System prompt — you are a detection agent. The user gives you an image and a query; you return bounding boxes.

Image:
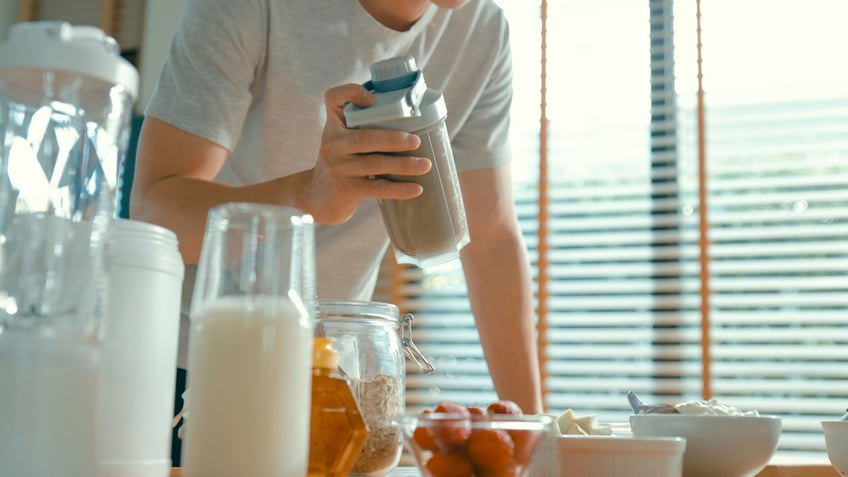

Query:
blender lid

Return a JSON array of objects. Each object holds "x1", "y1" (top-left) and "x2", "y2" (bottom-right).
[{"x1": 0, "y1": 21, "x2": 139, "y2": 100}]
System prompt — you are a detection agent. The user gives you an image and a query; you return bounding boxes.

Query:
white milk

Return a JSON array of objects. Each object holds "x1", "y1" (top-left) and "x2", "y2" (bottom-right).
[
  {"x1": 0, "y1": 333, "x2": 99, "y2": 477},
  {"x1": 182, "y1": 297, "x2": 313, "y2": 477}
]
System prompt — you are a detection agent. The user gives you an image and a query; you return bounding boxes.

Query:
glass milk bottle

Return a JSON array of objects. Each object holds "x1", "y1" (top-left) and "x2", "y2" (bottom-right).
[
  {"x1": 0, "y1": 22, "x2": 138, "y2": 477},
  {"x1": 182, "y1": 203, "x2": 316, "y2": 477}
]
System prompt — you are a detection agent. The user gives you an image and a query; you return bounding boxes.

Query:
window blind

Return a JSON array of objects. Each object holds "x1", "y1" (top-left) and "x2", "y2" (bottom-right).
[{"x1": 389, "y1": 0, "x2": 848, "y2": 462}]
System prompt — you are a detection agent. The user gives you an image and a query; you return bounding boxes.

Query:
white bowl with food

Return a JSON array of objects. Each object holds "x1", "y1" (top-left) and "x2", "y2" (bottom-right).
[
  {"x1": 529, "y1": 407, "x2": 685, "y2": 477},
  {"x1": 630, "y1": 413, "x2": 781, "y2": 477},
  {"x1": 822, "y1": 419, "x2": 848, "y2": 476},
  {"x1": 556, "y1": 434, "x2": 686, "y2": 477}
]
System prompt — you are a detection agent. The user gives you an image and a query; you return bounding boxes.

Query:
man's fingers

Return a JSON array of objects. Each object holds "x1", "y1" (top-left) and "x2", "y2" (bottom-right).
[
  {"x1": 362, "y1": 176, "x2": 424, "y2": 200},
  {"x1": 324, "y1": 83, "x2": 374, "y2": 119},
  {"x1": 328, "y1": 152, "x2": 431, "y2": 177},
  {"x1": 339, "y1": 129, "x2": 421, "y2": 154}
]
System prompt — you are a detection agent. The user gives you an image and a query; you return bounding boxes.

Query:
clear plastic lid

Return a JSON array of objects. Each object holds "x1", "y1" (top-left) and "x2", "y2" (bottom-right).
[{"x1": 0, "y1": 21, "x2": 139, "y2": 100}]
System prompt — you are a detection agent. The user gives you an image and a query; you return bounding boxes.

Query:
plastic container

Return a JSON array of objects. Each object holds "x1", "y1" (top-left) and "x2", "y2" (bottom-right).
[
  {"x1": 96, "y1": 219, "x2": 185, "y2": 477},
  {"x1": 315, "y1": 300, "x2": 433, "y2": 477},
  {"x1": 344, "y1": 55, "x2": 469, "y2": 270}
]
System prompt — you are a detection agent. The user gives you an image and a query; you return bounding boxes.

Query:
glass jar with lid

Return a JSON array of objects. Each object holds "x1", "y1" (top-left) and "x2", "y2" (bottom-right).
[{"x1": 315, "y1": 300, "x2": 433, "y2": 477}]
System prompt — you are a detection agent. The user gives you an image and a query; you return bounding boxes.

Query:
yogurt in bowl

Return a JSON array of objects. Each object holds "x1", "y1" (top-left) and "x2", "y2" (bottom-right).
[{"x1": 673, "y1": 399, "x2": 760, "y2": 417}]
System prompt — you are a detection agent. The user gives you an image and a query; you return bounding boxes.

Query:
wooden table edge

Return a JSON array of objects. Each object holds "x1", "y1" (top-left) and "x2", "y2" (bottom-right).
[
  {"x1": 170, "y1": 464, "x2": 839, "y2": 476},
  {"x1": 755, "y1": 464, "x2": 839, "y2": 477}
]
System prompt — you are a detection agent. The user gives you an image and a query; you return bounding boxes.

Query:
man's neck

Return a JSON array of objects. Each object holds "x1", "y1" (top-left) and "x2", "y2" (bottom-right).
[{"x1": 358, "y1": 0, "x2": 430, "y2": 32}]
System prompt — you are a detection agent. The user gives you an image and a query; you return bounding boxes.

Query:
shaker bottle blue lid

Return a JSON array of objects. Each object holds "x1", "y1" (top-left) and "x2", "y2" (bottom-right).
[
  {"x1": 370, "y1": 55, "x2": 419, "y2": 92},
  {"x1": 344, "y1": 55, "x2": 446, "y2": 131},
  {"x1": 0, "y1": 21, "x2": 139, "y2": 100}
]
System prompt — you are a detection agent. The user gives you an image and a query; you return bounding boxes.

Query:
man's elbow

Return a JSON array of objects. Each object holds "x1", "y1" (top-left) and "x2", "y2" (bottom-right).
[{"x1": 127, "y1": 178, "x2": 155, "y2": 222}]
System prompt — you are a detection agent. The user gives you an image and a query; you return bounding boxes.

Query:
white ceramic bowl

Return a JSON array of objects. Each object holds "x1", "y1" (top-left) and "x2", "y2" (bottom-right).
[
  {"x1": 552, "y1": 435, "x2": 686, "y2": 477},
  {"x1": 822, "y1": 420, "x2": 848, "y2": 476},
  {"x1": 630, "y1": 414, "x2": 781, "y2": 477}
]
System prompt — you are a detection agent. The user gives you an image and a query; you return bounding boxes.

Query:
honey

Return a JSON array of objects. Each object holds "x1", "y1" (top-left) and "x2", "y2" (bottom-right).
[{"x1": 308, "y1": 337, "x2": 368, "y2": 477}]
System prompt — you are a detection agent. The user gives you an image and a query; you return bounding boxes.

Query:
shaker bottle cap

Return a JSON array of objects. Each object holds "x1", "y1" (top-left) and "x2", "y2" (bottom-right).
[
  {"x1": 0, "y1": 21, "x2": 139, "y2": 100},
  {"x1": 344, "y1": 55, "x2": 446, "y2": 131},
  {"x1": 370, "y1": 55, "x2": 418, "y2": 92},
  {"x1": 371, "y1": 55, "x2": 417, "y2": 81},
  {"x1": 313, "y1": 337, "x2": 340, "y2": 370}
]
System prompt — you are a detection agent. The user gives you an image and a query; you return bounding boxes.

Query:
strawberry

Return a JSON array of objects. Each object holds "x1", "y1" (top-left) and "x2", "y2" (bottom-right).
[
  {"x1": 413, "y1": 409, "x2": 438, "y2": 451},
  {"x1": 486, "y1": 400, "x2": 524, "y2": 416},
  {"x1": 430, "y1": 401, "x2": 471, "y2": 451},
  {"x1": 467, "y1": 405, "x2": 488, "y2": 421},
  {"x1": 466, "y1": 428, "x2": 515, "y2": 470},
  {"x1": 508, "y1": 427, "x2": 542, "y2": 464},
  {"x1": 425, "y1": 450, "x2": 474, "y2": 477}
]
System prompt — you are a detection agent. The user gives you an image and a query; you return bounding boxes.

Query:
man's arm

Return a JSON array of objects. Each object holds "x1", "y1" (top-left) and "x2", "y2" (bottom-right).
[
  {"x1": 130, "y1": 85, "x2": 431, "y2": 264},
  {"x1": 130, "y1": 117, "x2": 251, "y2": 263},
  {"x1": 459, "y1": 164, "x2": 544, "y2": 414}
]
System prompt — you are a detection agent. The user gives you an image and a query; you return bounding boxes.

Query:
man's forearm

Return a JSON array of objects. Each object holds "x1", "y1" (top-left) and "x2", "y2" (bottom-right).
[
  {"x1": 131, "y1": 173, "x2": 308, "y2": 264},
  {"x1": 129, "y1": 116, "x2": 317, "y2": 264},
  {"x1": 462, "y1": 232, "x2": 544, "y2": 414},
  {"x1": 132, "y1": 176, "x2": 242, "y2": 264}
]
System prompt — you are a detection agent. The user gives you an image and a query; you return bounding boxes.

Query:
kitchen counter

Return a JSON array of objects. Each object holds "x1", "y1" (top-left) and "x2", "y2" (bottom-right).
[
  {"x1": 167, "y1": 468, "x2": 421, "y2": 476},
  {"x1": 168, "y1": 464, "x2": 839, "y2": 476}
]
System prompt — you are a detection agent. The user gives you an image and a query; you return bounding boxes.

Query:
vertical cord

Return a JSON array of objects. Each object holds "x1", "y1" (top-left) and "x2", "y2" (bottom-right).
[
  {"x1": 537, "y1": 0, "x2": 550, "y2": 411},
  {"x1": 695, "y1": 0, "x2": 713, "y2": 400}
]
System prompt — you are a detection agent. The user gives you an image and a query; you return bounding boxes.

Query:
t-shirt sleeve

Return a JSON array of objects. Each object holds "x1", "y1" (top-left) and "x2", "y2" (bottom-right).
[
  {"x1": 451, "y1": 13, "x2": 513, "y2": 172},
  {"x1": 144, "y1": 0, "x2": 265, "y2": 150}
]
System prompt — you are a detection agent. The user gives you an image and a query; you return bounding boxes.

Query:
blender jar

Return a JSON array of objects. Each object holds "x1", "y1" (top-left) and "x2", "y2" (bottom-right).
[{"x1": 0, "y1": 21, "x2": 138, "y2": 477}]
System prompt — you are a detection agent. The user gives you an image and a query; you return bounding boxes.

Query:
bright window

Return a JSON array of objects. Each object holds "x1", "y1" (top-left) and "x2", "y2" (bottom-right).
[{"x1": 376, "y1": 0, "x2": 848, "y2": 461}]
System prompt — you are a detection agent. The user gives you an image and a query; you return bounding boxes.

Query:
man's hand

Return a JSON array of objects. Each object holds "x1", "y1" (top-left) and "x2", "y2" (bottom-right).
[{"x1": 297, "y1": 83, "x2": 432, "y2": 224}]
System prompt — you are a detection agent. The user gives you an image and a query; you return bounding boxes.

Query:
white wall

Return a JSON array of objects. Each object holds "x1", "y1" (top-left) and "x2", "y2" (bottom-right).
[
  {"x1": 0, "y1": 0, "x2": 19, "y2": 41},
  {"x1": 137, "y1": 0, "x2": 186, "y2": 112}
]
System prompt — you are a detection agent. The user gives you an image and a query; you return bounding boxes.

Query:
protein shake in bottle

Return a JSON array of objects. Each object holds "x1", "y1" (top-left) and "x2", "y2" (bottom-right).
[{"x1": 344, "y1": 55, "x2": 469, "y2": 270}]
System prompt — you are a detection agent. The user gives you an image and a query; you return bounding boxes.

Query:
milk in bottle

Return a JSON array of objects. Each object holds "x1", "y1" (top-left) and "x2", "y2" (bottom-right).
[{"x1": 181, "y1": 203, "x2": 316, "y2": 477}]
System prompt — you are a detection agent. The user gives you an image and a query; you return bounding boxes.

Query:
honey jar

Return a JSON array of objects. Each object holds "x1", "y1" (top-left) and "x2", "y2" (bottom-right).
[{"x1": 315, "y1": 301, "x2": 433, "y2": 476}]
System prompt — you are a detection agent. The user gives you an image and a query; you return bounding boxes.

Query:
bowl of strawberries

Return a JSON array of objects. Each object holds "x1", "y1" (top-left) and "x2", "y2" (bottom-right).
[{"x1": 398, "y1": 400, "x2": 554, "y2": 477}]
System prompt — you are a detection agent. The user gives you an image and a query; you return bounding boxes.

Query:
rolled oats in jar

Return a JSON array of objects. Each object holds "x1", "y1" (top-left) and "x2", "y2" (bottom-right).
[{"x1": 315, "y1": 301, "x2": 433, "y2": 476}]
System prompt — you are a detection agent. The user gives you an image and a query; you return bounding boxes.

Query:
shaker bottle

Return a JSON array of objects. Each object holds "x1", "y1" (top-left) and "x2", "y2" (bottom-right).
[
  {"x1": 182, "y1": 203, "x2": 316, "y2": 477},
  {"x1": 344, "y1": 55, "x2": 470, "y2": 270},
  {"x1": 0, "y1": 21, "x2": 138, "y2": 477},
  {"x1": 97, "y1": 219, "x2": 185, "y2": 477}
]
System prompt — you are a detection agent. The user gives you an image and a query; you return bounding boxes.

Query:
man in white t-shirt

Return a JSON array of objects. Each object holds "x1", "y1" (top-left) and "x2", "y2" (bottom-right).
[{"x1": 132, "y1": 0, "x2": 543, "y2": 433}]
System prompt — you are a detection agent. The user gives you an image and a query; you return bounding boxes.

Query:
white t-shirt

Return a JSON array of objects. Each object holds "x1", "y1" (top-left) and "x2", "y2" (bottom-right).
[{"x1": 145, "y1": 0, "x2": 513, "y2": 367}]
